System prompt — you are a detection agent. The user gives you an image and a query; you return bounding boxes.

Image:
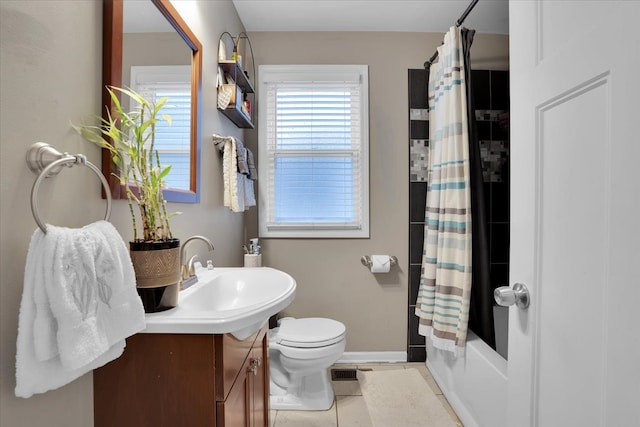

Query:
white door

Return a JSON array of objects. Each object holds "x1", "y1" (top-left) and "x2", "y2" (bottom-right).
[{"x1": 508, "y1": 1, "x2": 640, "y2": 426}]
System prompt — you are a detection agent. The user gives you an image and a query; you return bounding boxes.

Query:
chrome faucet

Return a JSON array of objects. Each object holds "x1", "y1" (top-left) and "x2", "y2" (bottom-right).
[{"x1": 180, "y1": 235, "x2": 215, "y2": 288}]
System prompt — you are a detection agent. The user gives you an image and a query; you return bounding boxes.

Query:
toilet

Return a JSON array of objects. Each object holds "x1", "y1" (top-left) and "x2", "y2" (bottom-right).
[{"x1": 269, "y1": 317, "x2": 346, "y2": 411}]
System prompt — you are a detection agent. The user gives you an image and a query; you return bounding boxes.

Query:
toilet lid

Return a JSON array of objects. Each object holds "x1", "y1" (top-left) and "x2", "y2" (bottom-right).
[{"x1": 275, "y1": 318, "x2": 346, "y2": 348}]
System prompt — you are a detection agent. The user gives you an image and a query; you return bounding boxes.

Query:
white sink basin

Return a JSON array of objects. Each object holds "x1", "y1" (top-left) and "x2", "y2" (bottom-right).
[{"x1": 143, "y1": 265, "x2": 296, "y2": 339}]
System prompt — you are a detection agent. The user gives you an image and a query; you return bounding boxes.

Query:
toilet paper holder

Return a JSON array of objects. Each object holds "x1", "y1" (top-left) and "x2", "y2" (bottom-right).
[{"x1": 360, "y1": 255, "x2": 398, "y2": 268}]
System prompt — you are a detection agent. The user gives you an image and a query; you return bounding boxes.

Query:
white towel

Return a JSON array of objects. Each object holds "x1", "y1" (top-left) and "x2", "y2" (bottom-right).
[
  {"x1": 213, "y1": 134, "x2": 256, "y2": 212},
  {"x1": 15, "y1": 221, "x2": 145, "y2": 398},
  {"x1": 224, "y1": 138, "x2": 242, "y2": 212}
]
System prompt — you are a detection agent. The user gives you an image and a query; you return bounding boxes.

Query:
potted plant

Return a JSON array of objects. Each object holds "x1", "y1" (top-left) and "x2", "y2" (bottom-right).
[{"x1": 73, "y1": 86, "x2": 180, "y2": 312}]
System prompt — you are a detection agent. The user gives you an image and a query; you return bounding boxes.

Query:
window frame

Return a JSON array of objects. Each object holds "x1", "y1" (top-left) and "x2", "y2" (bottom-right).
[
  {"x1": 130, "y1": 65, "x2": 192, "y2": 192},
  {"x1": 258, "y1": 64, "x2": 370, "y2": 238}
]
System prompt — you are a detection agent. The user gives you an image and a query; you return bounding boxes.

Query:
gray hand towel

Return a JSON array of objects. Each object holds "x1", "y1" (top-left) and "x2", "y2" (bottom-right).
[{"x1": 246, "y1": 148, "x2": 258, "y2": 180}]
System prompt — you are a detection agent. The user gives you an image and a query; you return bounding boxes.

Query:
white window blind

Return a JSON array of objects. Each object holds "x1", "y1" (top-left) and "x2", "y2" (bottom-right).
[
  {"x1": 130, "y1": 65, "x2": 191, "y2": 191},
  {"x1": 258, "y1": 65, "x2": 369, "y2": 238}
]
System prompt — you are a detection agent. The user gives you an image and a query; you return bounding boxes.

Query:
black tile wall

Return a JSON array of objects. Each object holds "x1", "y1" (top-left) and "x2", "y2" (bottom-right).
[
  {"x1": 410, "y1": 120, "x2": 429, "y2": 140},
  {"x1": 409, "y1": 69, "x2": 429, "y2": 109},
  {"x1": 491, "y1": 182, "x2": 510, "y2": 222},
  {"x1": 490, "y1": 223, "x2": 510, "y2": 264},
  {"x1": 409, "y1": 264, "x2": 422, "y2": 306},
  {"x1": 490, "y1": 263, "x2": 510, "y2": 289},
  {"x1": 407, "y1": 69, "x2": 430, "y2": 361},
  {"x1": 491, "y1": 71, "x2": 510, "y2": 110},
  {"x1": 409, "y1": 182, "x2": 427, "y2": 222},
  {"x1": 471, "y1": 70, "x2": 491, "y2": 109},
  {"x1": 407, "y1": 346, "x2": 426, "y2": 362},
  {"x1": 408, "y1": 311, "x2": 425, "y2": 346},
  {"x1": 483, "y1": 182, "x2": 492, "y2": 219},
  {"x1": 409, "y1": 225, "x2": 425, "y2": 265},
  {"x1": 408, "y1": 69, "x2": 510, "y2": 360},
  {"x1": 482, "y1": 70, "x2": 511, "y2": 302},
  {"x1": 476, "y1": 120, "x2": 491, "y2": 140},
  {"x1": 492, "y1": 120, "x2": 510, "y2": 141}
]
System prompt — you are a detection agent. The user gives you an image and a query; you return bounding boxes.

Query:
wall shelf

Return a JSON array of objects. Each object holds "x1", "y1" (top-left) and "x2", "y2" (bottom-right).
[
  {"x1": 218, "y1": 86, "x2": 254, "y2": 128},
  {"x1": 219, "y1": 60, "x2": 254, "y2": 93},
  {"x1": 217, "y1": 33, "x2": 255, "y2": 129}
]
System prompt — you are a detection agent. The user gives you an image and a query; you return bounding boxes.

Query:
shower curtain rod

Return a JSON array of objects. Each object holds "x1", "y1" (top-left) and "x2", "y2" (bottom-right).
[{"x1": 423, "y1": 0, "x2": 479, "y2": 68}]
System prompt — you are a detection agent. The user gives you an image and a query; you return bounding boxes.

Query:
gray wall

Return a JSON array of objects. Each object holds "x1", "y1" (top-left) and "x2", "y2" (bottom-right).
[
  {"x1": 0, "y1": 1, "x2": 246, "y2": 425},
  {"x1": 246, "y1": 32, "x2": 509, "y2": 353},
  {"x1": 122, "y1": 31, "x2": 191, "y2": 89}
]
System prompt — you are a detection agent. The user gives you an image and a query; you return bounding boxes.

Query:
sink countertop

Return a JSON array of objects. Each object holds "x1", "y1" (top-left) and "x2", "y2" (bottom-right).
[{"x1": 142, "y1": 266, "x2": 296, "y2": 339}]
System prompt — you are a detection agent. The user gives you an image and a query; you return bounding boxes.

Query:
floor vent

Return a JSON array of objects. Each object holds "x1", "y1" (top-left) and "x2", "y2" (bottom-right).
[{"x1": 331, "y1": 368, "x2": 358, "y2": 381}]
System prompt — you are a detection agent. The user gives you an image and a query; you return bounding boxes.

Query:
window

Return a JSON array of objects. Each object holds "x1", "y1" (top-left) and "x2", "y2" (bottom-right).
[
  {"x1": 130, "y1": 65, "x2": 191, "y2": 191},
  {"x1": 258, "y1": 65, "x2": 369, "y2": 238}
]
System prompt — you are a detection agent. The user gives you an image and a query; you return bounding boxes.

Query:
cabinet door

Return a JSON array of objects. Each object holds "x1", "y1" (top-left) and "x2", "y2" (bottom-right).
[
  {"x1": 250, "y1": 334, "x2": 269, "y2": 427},
  {"x1": 217, "y1": 354, "x2": 251, "y2": 427},
  {"x1": 215, "y1": 329, "x2": 261, "y2": 401},
  {"x1": 94, "y1": 334, "x2": 216, "y2": 427},
  {"x1": 217, "y1": 325, "x2": 269, "y2": 427}
]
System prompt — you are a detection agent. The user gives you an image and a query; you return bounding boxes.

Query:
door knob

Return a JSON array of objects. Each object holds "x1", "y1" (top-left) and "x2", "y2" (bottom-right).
[{"x1": 494, "y1": 282, "x2": 530, "y2": 309}]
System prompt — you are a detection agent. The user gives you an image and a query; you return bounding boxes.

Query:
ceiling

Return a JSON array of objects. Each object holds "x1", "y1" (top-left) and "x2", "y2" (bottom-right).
[{"x1": 231, "y1": 0, "x2": 509, "y2": 34}]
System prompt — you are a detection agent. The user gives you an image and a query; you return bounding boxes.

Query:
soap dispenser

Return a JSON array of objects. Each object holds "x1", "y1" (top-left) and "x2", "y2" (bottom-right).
[{"x1": 244, "y1": 238, "x2": 262, "y2": 267}]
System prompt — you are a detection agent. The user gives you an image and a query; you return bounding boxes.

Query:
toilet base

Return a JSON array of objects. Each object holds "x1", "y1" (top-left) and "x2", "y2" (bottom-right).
[{"x1": 270, "y1": 370, "x2": 335, "y2": 411}]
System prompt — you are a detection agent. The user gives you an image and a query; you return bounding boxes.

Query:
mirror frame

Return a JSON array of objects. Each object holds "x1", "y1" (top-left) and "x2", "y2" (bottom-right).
[{"x1": 102, "y1": 0, "x2": 202, "y2": 203}]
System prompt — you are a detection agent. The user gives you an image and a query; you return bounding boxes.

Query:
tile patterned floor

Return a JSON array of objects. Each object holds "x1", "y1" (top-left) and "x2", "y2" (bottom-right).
[{"x1": 270, "y1": 363, "x2": 463, "y2": 427}]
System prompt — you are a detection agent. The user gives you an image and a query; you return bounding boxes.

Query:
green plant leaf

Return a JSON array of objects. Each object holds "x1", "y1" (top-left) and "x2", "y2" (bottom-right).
[
  {"x1": 71, "y1": 123, "x2": 108, "y2": 148},
  {"x1": 159, "y1": 165, "x2": 172, "y2": 179},
  {"x1": 107, "y1": 86, "x2": 124, "y2": 117},
  {"x1": 74, "y1": 85, "x2": 175, "y2": 242}
]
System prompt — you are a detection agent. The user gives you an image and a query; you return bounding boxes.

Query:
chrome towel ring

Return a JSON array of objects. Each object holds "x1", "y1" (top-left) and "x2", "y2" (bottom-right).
[{"x1": 26, "y1": 142, "x2": 112, "y2": 233}]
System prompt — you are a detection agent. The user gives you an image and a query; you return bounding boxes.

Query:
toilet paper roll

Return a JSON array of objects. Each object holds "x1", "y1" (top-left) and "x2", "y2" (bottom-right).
[{"x1": 370, "y1": 255, "x2": 391, "y2": 273}]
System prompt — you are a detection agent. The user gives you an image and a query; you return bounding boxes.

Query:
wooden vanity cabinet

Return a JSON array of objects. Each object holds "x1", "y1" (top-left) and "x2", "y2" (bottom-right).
[
  {"x1": 215, "y1": 327, "x2": 269, "y2": 427},
  {"x1": 93, "y1": 325, "x2": 270, "y2": 427}
]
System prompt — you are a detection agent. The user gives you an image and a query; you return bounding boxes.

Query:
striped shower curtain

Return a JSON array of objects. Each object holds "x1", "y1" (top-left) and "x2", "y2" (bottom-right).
[{"x1": 415, "y1": 26, "x2": 472, "y2": 356}]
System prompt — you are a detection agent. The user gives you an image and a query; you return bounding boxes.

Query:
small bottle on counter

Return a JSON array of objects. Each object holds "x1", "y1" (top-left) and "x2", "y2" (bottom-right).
[{"x1": 244, "y1": 238, "x2": 262, "y2": 267}]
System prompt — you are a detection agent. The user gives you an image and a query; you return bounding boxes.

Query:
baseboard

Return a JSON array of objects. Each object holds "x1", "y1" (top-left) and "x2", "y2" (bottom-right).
[{"x1": 336, "y1": 351, "x2": 407, "y2": 364}]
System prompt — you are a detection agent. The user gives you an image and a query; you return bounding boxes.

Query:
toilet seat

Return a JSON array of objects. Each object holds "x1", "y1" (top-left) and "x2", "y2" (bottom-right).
[{"x1": 274, "y1": 318, "x2": 346, "y2": 348}]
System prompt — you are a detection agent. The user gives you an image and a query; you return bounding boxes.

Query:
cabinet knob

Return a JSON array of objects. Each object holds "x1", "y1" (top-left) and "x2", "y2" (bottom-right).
[{"x1": 249, "y1": 358, "x2": 261, "y2": 376}]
